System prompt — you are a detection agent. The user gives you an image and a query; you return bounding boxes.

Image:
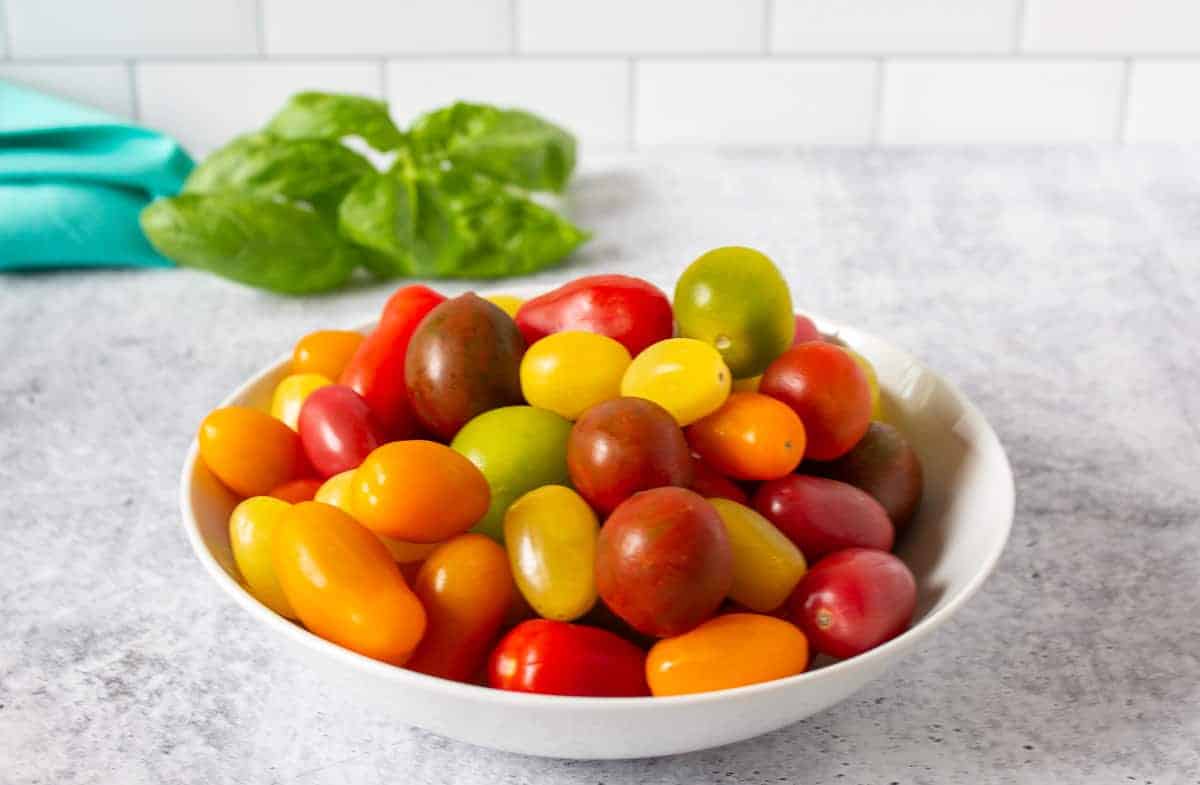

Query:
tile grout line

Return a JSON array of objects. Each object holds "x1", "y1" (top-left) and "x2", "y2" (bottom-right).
[
  {"x1": 377, "y1": 57, "x2": 389, "y2": 100},
  {"x1": 254, "y1": 0, "x2": 267, "y2": 58},
  {"x1": 1115, "y1": 57, "x2": 1133, "y2": 143},
  {"x1": 1011, "y1": 0, "x2": 1028, "y2": 53},
  {"x1": 510, "y1": 0, "x2": 520, "y2": 54},
  {"x1": 127, "y1": 60, "x2": 141, "y2": 122},
  {"x1": 761, "y1": 0, "x2": 773, "y2": 55},
  {"x1": 626, "y1": 58, "x2": 637, "y2": 152},
  {"x1": 0, "y1": 0, "x2": 12, "y2": 59},
  {"x1": 871, "y1": 58, "x2": 887, "y2": 144}
]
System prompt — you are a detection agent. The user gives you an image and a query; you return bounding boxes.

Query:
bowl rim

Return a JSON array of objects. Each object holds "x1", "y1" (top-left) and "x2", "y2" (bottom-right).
[{"x1": 179, "y1": 307, "x2": 1014, "y2": 711}]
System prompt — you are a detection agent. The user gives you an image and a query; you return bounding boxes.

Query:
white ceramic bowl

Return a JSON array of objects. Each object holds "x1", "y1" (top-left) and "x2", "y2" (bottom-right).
[{"x1": 180, "y1": 290, "x2": 1014, "y2": 759}]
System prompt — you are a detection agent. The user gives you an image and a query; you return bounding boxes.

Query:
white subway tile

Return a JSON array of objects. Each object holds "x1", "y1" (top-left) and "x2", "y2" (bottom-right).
[
  {"x1": 386, "y1": 60, "x2": 629, "y2": 150},
  {"x1": 1125, "y1": 61, "x2": 1200, "y2": 142},
  {"x1": 0, "y1": 64, "x2": 133, "y2": 119},
  {"x1": 1024, "y1": 0, "x2": 1200, "y2": 53},
  {"x1": 772, "y1": 0, "x2": 1017, "y2": 53},
  {"x1": 263, "y1": 0, "x2": 510, "y2": 55},
  {"x1": 519, "y1": 0, "x2": 764, "y2": 54},
  {"x1": 6, "y1": 0, "x2": 257, "y2": 57},
  {"x1": 881, "y1": 60, "x2": 1124, "y2": 143},
  {"x1": 137, "y1": 62, "x2": 382, "y2": 156},
  {"x1": 636, "y1": 60, "x2": 875, "y2": 145}
]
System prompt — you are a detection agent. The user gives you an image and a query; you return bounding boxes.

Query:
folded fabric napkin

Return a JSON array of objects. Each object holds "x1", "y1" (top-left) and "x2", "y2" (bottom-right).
[{"x1": 0, "y1": 81, "x2": 194, "y2": 270}]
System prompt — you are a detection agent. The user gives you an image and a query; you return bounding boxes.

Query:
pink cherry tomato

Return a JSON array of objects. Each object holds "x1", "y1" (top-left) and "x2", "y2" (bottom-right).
[{"x1": 297, "y1": 385, "x2": 386, "y2": 478}]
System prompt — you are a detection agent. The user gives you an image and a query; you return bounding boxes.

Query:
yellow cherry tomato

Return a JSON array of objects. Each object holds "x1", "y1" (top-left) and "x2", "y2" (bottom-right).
[
  {"x1": 292, "y1": 329, "x2": 364, "y2": 379},
  {"x1": 520, "y1": 332, "x2": 632, "y2": 420},
  {"x1": 845, "y1": 348, "x2": 883, "y2": 420},
  {"x1": 646, "y1": 613, "x2": 809, "y2": 696},
  {"x1": 273, "y1": 501, "x2": 426, "y2": 665},
  {"x1": 228, "y1": 496, "x2": 297, "y2": 619},
  {"x1": 708, "y1": 498, "x2": 806, "y2": 612},
  {"x1": 316, "y1": 470, "x2": 441, "y2": 563},
  {"x1": 270, "y1": 372, "x2": 333, "y2": 430},
  {"x1": 504, "y1": 485, "x2": 599, "y2": 621},
  {"x1": 484, "y1": 294, "x2": 524, "y2": 318},
  {"x1": 407, "y1": 533, "x2": 514, "y2": 682},
  {"x1": 732, "y1": 375, "x2": 761, "y2": 393},
  {"x1": 199, "y1": 406, "x2": 306, "y2": 497},
  {"x1": 620, "y1": 338, "x2": 732, "y2": 426}
]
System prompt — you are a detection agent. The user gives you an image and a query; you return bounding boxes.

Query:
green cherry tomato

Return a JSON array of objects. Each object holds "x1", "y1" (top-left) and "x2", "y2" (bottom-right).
[
  {"x1": 504, "y1": 485, "x2": 599, "y2": 621},
  {"x1": 674, "y1": 246, "x2": 795, "y2": 378},
  {"x1": 708, "y1": 498, "x2": 807, "y2": 613},
  {"x1": 621, "y1": 338, "x2": 732, "y2": 426},
  {"x1": 520, "y1": 331, "x2": 632, "y2": 420},
  {"x1": 450, "y1": 406, "x2": 573, "y2": 541}
]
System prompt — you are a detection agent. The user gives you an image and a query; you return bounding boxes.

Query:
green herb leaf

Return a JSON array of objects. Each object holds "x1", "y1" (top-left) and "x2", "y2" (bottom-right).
[
  {"x1": 409, "y1": 102, "x2": 577, "y2": 193},
  {"x1": 265, "y1": 92, "x2": 404, "y2": 151},
  {"x1": 141, "y1": 194, "x2": 360, "y2": 294},
  {"x1": 183, "y1": 133, "x2": 373, "y2": 216}
]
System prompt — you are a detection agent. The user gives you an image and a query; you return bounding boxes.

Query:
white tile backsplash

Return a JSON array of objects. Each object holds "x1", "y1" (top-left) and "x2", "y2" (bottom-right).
[
  {"x1": 263, "y1": 0, "x2": 511, "y2": 55},
  {"x1": 519, "y1": 0, "x2": 764, "y2": 54},
  {"x1": 137, "y1": 62, "x2": 382, "y2": 156},
  {"x1": 1125, "y1": 61, "x2": 1200, "y2": 142},
  {"x1": 636, "y1": 60, "x2": 876, "y2": 145},
  {"x1": 5, "y1": 0, "x2": 257, "y2": 57},
  {"x1": 1023, "y1": 0, "x2": 1200, "y2": 53},
  {"x1": 772, "y1": 0, "x2": 1018, "y2": 53},
  {"x1": 882, "y1": 60, "x2": 1124, "y2": 143},
  {"x1": 0, "y1": 64, "x2": 133, "y2": 118},
  {"x1": 387, "y1": 60, "x2": 629, "y2": 150}
]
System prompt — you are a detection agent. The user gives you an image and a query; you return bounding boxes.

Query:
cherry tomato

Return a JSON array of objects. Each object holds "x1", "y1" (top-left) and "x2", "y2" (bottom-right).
[
  {"x1": 689, "y1": 455, "x2": 749, "y2": 505},
  {"x1": 340, "y1": 284, "x2": 445, "y2": 437},
  {"x1": 504, "y1": 486, "x2": 599, "y2": 621},
  {"x1": 646, "y1": 614, "x2": 808, "y2": 696},
  {"x1": 687, "y1": 392, "x2": 806, "y2": 481},
  {"x1": 199, "y1": 406, "x2": 306, "y2": 497},
  {"x1": 760, "y1": 342, "x2": 871, "y2": 461},
  {"x1": 515, "y1": 275, "x2": 673, "y2": 357},
  {"x1": 621, "y1": 338, "x2": 732, "y2": 426},
  {"x1": 228, "y1": 496, "x2": 297, "y2": 618},
  {"x1": 567, "y1": 397, "x2": 693, "y2": 515},
  {"x1": 673, "y1": 246, "x2": 795, "y2": 378},
  {"x1": 792, "y1": 313, "x2": 821, "y2": 345},
  {"x1": 811, "y1": 422, "x2": 923, "y2": 532},
  {"x1": 267, "y1": 478, "x2": 322, "y2": 504},
  {"x1": 842, "y1": 347, "x2": 883, "y2": 421},
  {"x1": 297, "y1": 384, "x2": 385, "y2": 479},
  {"x1": 270, "y1": 372, "x2": 332, "y2": 430},
  {"x1": 407, "y1": 534, "x2": 514, "y2": 682},
  {"x1": 272, "y1": 502, "x2": 426, "y2": 665},
  {"x1": 292, "y1": 329, "x2": 364, "y2": 380},
  {"x1": 596, "y1": 487, "x2": 732, "y2": 638},
  {"x1": 315, "y1": 470, "x2": 440, "y2": 562},
  {"x1": 351, "y1": 441, "x2": 490, "y2": 542},
  {"x1": 753, "y1": 474, "x2": 894, "y2": 561},
  {"x1": 488, "y1": 619, "x2": 649, "y2": 697},
  {"x1": 484, "y1": 294, "x2": 524, "y2": 318},
  {"x1": 708, "y1": 498, "x2": 806, "y2": 613},
  {"x1": 788, "y1": 548, "x2": 916, "y2": 659},
  {"x1": 520, "y1": 331, "x2": 632, "y2": 420}
]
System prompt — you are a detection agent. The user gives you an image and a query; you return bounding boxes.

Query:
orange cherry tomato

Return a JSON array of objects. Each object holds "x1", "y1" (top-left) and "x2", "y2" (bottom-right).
[
  {"x1": 646, "y1": 613, "x2": 809, "y2": 696},
  {"x1": 268, "y1": 478, "x2": 322, "y2": 504},
  {"x1": 316, "y1": 470, "x2": 441, "y2": 563},
  {"x1": 292, "y1": 330, "x2": 365, "y2": 380},
  {"x1": 272, "y1": 501, "x2": 426, "y2": 665},
  {"x1": 351, "y1": 441, "x2": 490, "y2": 543},
  {"x1": 686, "y1": 392, "x2": 806, "y2": 481},
  {"x1": 198, "y1": 406, "x2": 306, "y2": 497},
  {"x1": 406, "y1": 534, "x2": 514, "y2": 682}
]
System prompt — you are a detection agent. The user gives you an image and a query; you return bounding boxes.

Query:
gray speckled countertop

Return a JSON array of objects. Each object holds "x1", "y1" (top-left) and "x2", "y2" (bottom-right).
[{"x1": 2, "y1": 149, "x2": 1199, "y2": 784}]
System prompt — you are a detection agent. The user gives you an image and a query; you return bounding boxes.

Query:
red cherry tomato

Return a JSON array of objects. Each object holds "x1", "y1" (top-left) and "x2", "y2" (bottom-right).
[
  {"x1": 297, "y1": 385, "x2": 386, "y2": 479},
  {"x1": 788, "y1": 548, "x2": 916, "y2": 659},
  {"x1": 689, "y1": 455, "x2": 749, "y2": 505},
  {"x1": 339, "y1": 285, "x2": 445, "y2": 437},
  {"x1": 753, "y1": 474, "x2": 893, "y2": 561},
  {"x1": 515, "y1": 275, "x2": 673, "y2": 357},
  {"x1": 792, "y1": 313, "x2": 821, "y2": 345},
  {"x1": 760, "y1": 342, "x2": 871, "y2": 461},
  {"x1": 488, "y1": 619, "x2": 649, "y2": 697}
]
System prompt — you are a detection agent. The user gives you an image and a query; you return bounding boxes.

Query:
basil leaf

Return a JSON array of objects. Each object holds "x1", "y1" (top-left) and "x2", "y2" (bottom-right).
[
  {"x1": 265, "y1": 92, "x2": 404, "y2": 152},
  {"x1": 141, "y1": 194, "x2": 359, "y2": 294},
  {"x1": 183, "y1": 133, "x2": 373, "y2": 216},
  {"x1": 409, "y1": 102, "x2": 576, "y2": 193}
]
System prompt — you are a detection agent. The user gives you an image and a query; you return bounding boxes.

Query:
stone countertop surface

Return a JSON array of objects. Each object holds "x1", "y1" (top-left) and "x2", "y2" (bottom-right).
[{"x1": 1, "y1": 148, "x2": 1198, "y2": 784}]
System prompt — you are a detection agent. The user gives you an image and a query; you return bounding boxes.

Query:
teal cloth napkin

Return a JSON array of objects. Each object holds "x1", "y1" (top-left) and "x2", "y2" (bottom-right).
[{"x1": 0, "y1": 81, "x2": 194, "y2": 270}]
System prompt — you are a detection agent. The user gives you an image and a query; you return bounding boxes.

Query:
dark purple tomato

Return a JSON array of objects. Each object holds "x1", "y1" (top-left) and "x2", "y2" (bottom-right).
[
  {"x1": 567, "y1": 397, "x2": 693, "y2": 515},
  {"x1": 753, "y1": 474, "x2": 893, "y2": 561},
  {"x1": 788, "y1": 548, "x2": 916, "y2": 659},
  {"x1": 808, "y1": 422, "x2": 923, "y2": 532},
  {"x1": 297, "y1": 385, "x2": 385, "y2": 478},
  {"x1": 595, "y1": 487, "x2": 732, "y2": 638}
]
